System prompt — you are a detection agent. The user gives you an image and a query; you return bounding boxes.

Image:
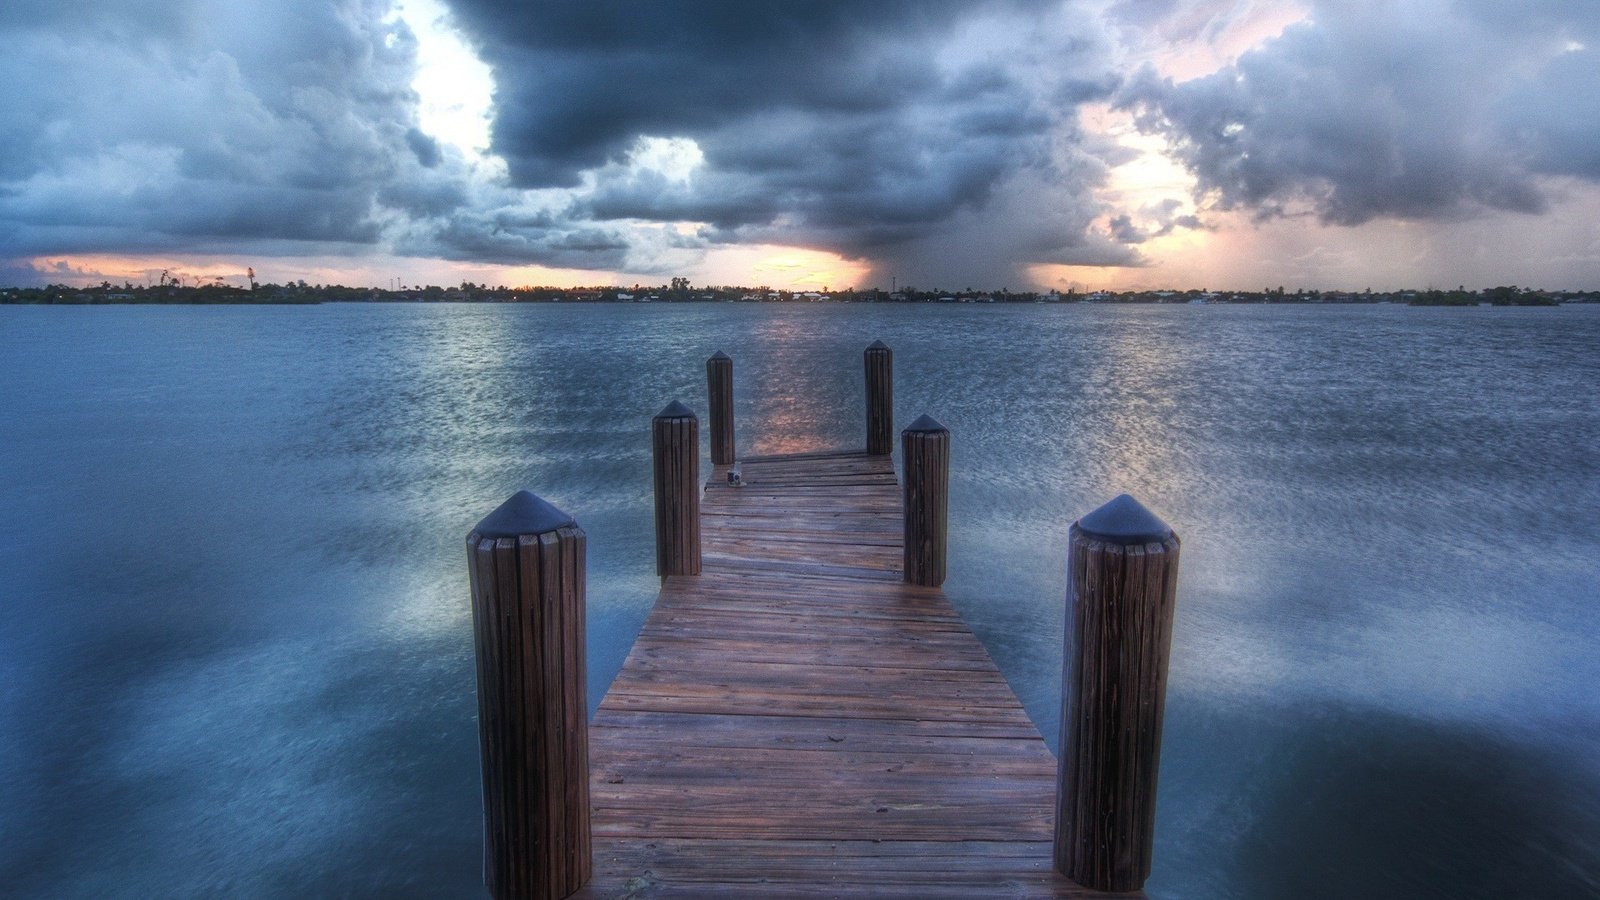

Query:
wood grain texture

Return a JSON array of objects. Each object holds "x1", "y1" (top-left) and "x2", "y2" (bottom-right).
[
  {"x1": 901, "y1": 424, "x2": 950, "y2": 587},
  {"x1": 706, "y1": 354, "x2": 735, "y2": 466},
  {"x1": 1054, "y1": 526, "x2": 1180, "y2": 893},
  {"x1": 583, "y1": 449, "x2": 1129, "y2": 897},
  {"x1": 468, "y1": 525, "x2": 592, "y2": 900},
  {"x1": 865, "y1": 344, "x2": 893, "y2": 456},
  {"x1": 652, "y1": 408, "x2": 701, "y2": 577}
]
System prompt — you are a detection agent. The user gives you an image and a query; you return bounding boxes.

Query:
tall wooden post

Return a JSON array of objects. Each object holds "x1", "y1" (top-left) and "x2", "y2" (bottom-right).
[
  {"x1": 466, "y1": 490, "x2": 592, "y2": 900},
  {"x1": 1054, "y1": 494, "x2": 1180, "y2": 893},
  {"x1": 901, "y1": 414, "x2": 949, "y2": 587},
  {"x1": 706, "y1": 351, "x2": 735, "y2": 466},
  {"x1": 865, "y1": 340, "x2": 893, "y2": 456},
  {"x1": 652, "y1": 400, "x2": 701, "y2": 576}
]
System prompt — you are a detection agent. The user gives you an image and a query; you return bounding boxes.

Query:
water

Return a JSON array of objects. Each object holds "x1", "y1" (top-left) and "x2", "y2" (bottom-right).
[{"x1": 2, "y1": 302, "x2": 1597, "y2": 898}]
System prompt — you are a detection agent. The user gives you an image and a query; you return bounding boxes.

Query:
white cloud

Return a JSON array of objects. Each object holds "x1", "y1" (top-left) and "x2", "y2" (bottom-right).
[{"x1": 392, "y1": 0, "x2": 494, "y2": 156}]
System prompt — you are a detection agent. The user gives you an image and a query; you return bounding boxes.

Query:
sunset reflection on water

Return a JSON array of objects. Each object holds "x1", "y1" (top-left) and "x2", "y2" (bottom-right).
[
  {"x1": 740, "y1": 311, "x2": 859, "y2": 456},
  {"x1": 1076, "y1": 315, "x2": 1186, "y2": 502}
]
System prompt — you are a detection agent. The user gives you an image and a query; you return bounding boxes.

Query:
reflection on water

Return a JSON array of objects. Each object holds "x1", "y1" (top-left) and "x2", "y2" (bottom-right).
[
  {"x1": 1075, "y1": 313, "x2": 1187, "y2": 499},
  {"x1": 741, "y1": 312, "x2": 858, "y2": 455},
  {"x1": 2, "y1": 302, "x2": 1597, "y2": 898}
]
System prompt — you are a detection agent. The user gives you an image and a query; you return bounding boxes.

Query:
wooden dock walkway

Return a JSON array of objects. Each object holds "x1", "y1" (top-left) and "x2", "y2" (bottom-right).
[{"x1": 575, "y1": 449, "x2": 1107, "y2": 897}]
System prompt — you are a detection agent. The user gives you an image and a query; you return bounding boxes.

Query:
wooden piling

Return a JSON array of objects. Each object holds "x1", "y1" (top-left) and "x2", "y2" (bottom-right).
[
  {"x1": 1054, "y1": 494, "x2": 1180, "y2": 893},
  {"x1": 865, "y1": 340, "x2": 893, "y2": 456},
  {"x1": 466, "y1": 490, "x2": 592, "y2": 900},
  {"x1": 706, "y1": 351, "x2": 734, "y2": 466},
  {"x1": 901, "y1": 414, "x2": 949, "y2": 586},
  {"x1": 652, "y1": 400, "x2": 701, "y2": 576}
]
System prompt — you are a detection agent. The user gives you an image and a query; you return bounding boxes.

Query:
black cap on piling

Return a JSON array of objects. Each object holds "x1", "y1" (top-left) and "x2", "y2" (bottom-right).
[
  {"x1": 903, "y1": 413, "x2": 947, "y2": 434},
  {"x1": 866, "y1": 340, "x2": 890, "y2": 351},
  {"x1": 474, "y1": 490, "x2": 576, "y2": 538},
  {"x1": 656, "y1": 399, "x2": 696, "y2": 420},
  {"x1": 708, "y1": 350, "x2": 730, "y2": 360},
  {"x1": 1075, "y1": 494, "x2": 1173, "y2": 544}
]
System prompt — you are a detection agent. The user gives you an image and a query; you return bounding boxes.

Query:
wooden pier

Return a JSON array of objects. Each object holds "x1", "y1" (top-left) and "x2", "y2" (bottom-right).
[
  {"x1": 573, "y1": 448, "x2": 1104, "y2": 897},
  {"x1": 467, "y1": 345, "x2": 1177, "y2": 898}
]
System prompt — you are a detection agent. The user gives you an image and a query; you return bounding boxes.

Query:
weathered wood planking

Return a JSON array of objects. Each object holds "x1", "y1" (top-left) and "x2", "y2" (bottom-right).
[
  {"x1": 651, "y1": 403, "x2": 701, "y2": 577},
  {"x1": 864, "y1": 343, "x2": 894, "y2": 456},
  {"x1": 901, "y1": 416, "x2": 950, "y2": 587},
  {"x1": 1057, "y1": 503, "x2": 1180, "y2": 893},
  {"x1": 706, "y1": 352, "x2": 735, "y2": 466},
  {"x1": 468, "y1": 497, "x2": 591, "y2": 900},
  {"x1": 578, "y1": 450, "x2": 1125, "y2": 897}
]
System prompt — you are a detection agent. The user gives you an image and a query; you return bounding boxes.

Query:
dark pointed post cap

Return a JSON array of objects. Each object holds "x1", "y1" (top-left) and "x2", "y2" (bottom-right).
[
  {"x1": 708, "y1": 350, "x2": 730, "y2": 361},
  {"x1": 1075, "y1": 494, "x2": 1173, "y2": 544},
  {"x1": 903, "y1": 413, "x2": 947, "y2": 434},
  {"x1": 866, "y1": 340, "x2": 890, "y2": 351},
  {"x1": 655, "y1": 399, "x2": 696, "y2": 420},
  {"x1": 474, "y1": 490, "x2": 577, "y2": 538}
]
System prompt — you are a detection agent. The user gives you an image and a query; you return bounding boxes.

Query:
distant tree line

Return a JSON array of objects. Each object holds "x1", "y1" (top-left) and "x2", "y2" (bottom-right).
[{"x1": 0, "y1": 280, "x2": 1589, "y2": 306}]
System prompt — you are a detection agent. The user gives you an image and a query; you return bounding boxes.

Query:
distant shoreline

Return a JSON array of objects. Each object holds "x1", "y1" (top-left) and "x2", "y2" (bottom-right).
[{"x1": 1, "y1": 285, "x2": 1589, "y2": 307}]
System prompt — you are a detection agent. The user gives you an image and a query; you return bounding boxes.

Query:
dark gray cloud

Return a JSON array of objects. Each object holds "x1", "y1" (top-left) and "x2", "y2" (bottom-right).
[
  {"x1": 1107, "y1": 198, "x2": 1206, "y2": 244},
  {"x1": 574, "y1": 81, "x2": 1049, "y2": 243},
  {"x1": 0, "y1": 0, "x2": 650, "y2": 278},
  {"x1": 1121, "y1": 1, "x2": 1600, "y2": 225},
  {"x1": 0, "y1": 0, "x2": 434, "y2": 257},
  {"x1": 6, "y1": 0, "x2": 1599, "y2": 288},
  {"x1": 392, "y1": 206, "x2": 636, "y2": 270},
  {"x1": 1, "y1": 0, "x2": 1150, "y2": 284},
  {"x1": 443, "y1": 0, "x2": 1136, "y2": 282},
  {"x1": 448, "y1": 1, "x2": 1055, "y2": 185}
]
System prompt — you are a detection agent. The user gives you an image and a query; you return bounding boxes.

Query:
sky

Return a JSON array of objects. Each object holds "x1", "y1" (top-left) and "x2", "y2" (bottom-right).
[{"x1": 2, "y1": 0, "x2": 1597, "y2": 292}]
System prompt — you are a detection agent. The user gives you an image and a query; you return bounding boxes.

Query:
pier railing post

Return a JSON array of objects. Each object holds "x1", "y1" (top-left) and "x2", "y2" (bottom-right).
[
  {"x1": 1054, "y1": 494, "x2": 1180, "y2": 893},
  {"x1": 706, "y1": 351, "x2": 735, "y2": 466},
  {"x1": 652, "y1": 400, "x2": 701, "y2": 576},
  {"x1": 865, "y1": 340, "x2": 893, "y2": 455},
  {"x1": 466, "y1": 490, "x2": 592, "y2": 900},
  {"x1": 901, "y1": 414, "x2": 949, "y2": 586}
]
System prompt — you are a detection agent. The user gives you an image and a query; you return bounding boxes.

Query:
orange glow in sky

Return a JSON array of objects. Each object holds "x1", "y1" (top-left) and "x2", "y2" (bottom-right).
[
  {"x1": 702, "y1": 245, "x2": 871, "y2": 290},
  {"x1": 23, "y1": 254, "x2": 256, "y2": 287},
  {"x1": 25, "y1": 243, "x2": 872, "y2": 292}
]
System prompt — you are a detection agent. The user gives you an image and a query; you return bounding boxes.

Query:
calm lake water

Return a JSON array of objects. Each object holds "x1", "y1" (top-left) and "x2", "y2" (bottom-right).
[{"x1": 2, "y1": 302, "x2": 1597, "y2": 898}]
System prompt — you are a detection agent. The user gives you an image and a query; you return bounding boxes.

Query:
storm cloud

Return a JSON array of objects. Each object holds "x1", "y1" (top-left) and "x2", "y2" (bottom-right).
[
  {"x1": 0, "y1": 0, "x2": 446, "y2": 256},
  {"x1": 5, "y1": 1, "x2": 1596, "y2": 288},
  {"x1": 441, "y1": 0, "x2": 1138, "y2": 283},
  {"x1": 1121, "y1": 1, "x2": 1600, "y2": 225},
  {"x1": 0, "y1": 0, "x2": 1152, "y2": 284}
]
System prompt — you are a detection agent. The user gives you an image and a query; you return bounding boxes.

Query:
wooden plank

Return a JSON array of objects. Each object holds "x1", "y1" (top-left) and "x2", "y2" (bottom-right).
[
  {"x1": 572, "y1": 837, "x2": 1106, "y2": 898},
  {"x1": 586, "y1": 448, "x2": 1128, "y2": 897}
]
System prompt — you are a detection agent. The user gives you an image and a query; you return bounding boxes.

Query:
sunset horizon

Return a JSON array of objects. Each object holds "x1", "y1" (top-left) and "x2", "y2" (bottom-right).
[{"x1": 5, "y1": 1, "x2": 1597, "y2": 294}]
